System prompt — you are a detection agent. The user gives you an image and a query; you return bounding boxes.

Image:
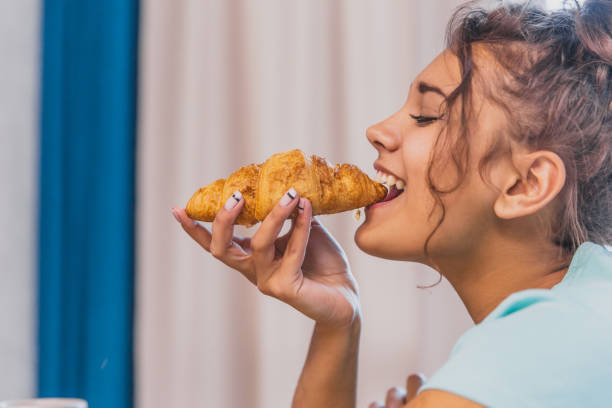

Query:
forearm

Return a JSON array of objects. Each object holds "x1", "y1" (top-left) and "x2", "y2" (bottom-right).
[{"x1": 291, "y1": 316, "x2": 361, "y2": 408}]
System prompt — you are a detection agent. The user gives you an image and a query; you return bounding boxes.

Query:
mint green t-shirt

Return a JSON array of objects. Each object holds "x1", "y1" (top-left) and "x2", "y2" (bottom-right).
[{"x1": 419, "y1": 242, "x2": 612, "y2": 407}]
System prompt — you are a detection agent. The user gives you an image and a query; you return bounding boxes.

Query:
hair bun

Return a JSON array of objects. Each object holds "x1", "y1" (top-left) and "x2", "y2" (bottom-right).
[{"x1": 575, "y1": 0, "x2": 612, "y2": 66}]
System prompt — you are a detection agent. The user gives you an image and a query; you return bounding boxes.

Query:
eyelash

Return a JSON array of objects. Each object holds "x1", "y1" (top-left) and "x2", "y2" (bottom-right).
[{"x1": 409, "y1": 114, "x2": 441, "y2": 125}]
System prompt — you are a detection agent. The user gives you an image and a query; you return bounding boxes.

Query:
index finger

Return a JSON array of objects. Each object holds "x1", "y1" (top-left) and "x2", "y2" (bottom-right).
[
  {"x1": 173, "y1": 206, "x2": 248, "y2": 256},
  {"x1": 210, "y1": 190, "x2": 246, "y2": 259},
  {"x1": 281, "y1": 198, "x2": 312, "y2": 272},
  {"x1": 173, "y1": 206, "x2": 213, "y2": 251}
]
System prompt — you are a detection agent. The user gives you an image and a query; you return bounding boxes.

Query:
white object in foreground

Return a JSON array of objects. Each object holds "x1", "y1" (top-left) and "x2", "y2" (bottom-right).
[{"x1": 0, "y1": 399, "x2": 87, "y2": 408}]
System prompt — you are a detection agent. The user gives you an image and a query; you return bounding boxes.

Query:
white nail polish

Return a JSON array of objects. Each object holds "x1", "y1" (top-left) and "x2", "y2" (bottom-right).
[
  {"x1": 280, "y1": 187, "x2": 297, "y2": 206},
  {"x1": 224, "y1": 190, "x2": 242, "y2": 210}
]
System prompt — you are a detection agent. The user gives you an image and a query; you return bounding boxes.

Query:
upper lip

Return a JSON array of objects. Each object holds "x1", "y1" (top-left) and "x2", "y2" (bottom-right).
[{"x1": 373, "y1": 162, "x2": 404, "y2": 182}]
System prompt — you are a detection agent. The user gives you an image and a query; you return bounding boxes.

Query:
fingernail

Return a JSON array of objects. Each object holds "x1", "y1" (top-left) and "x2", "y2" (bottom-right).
[
  {"x1": 279, "y1": 187, "x2": 297, "y2": 206},
  {"x1": 224, "y1": 190, "x2": 242, "y2": 210},
  {"x1": 171, "y1": 207, "x2": 181, "y2": 222},
  {"x1": 297, "y1": 198, "x2": 305, "y2": 213}
]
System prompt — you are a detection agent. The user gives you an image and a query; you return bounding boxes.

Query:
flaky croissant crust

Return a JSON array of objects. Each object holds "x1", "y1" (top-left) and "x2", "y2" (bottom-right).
[{"x1": 185, "y1": 149, "x2": 387, "y2": 226}]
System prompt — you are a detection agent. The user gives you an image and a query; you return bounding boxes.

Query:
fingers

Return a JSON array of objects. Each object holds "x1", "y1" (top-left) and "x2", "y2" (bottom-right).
[
  {"x1": 210, "y1": 190, "x2": 245, "y2": 260},
  {"x1": 406, "y1": 373, "x2": 426, "y2": 401},
  {"x1": 281, "y1": 197, "x2": 312, "y2": 272},
  {"x1": 172, "y1": 205, "x2": 248, "y2": 257},
  {"x1": 172, "y1": 192, "x2": 256, "y2": 284},
  {"x1": 385, "y1": 386, "x2": 407, "y2": 408},
  {"x1": 368, "y1": 373, "x2": 426, "y2": 408},
  {"x1": 274, "y1": 225, "x2": 294, "y2": 257},
  {"x1": 251, "y1": 187, "x2": 300, "y2": 265},
  {"x1": 172, "y1": 207, "x2": 212, "y2": 251}
]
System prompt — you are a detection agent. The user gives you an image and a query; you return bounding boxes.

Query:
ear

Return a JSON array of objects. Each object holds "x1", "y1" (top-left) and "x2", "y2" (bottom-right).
[{"x1": 494, "y1": 151, "x2": 566, "y2": 219}]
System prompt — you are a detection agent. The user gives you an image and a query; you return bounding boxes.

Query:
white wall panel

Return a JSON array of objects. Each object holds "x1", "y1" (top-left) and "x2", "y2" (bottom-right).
[{"x1": 0, "y1": 0, "x2": 41, "y2": 400}]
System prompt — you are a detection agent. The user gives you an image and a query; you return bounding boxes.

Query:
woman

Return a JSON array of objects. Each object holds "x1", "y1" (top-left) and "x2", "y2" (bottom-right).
[{"x1": 172, "y1": 0, "x2": 612, "y2": 406}]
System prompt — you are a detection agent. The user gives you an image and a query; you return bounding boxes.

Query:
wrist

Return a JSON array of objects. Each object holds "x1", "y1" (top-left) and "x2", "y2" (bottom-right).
[{"x1": 315, "y1": 312, "x2": 362, "y2": 336}]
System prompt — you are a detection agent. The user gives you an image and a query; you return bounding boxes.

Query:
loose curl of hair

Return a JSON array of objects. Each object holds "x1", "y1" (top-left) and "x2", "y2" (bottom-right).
[{"x1": 421, "y1": 0, "x2": 612, "y2": 284}]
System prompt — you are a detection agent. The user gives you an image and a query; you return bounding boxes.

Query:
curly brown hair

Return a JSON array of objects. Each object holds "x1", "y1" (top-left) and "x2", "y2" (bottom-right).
[{"x1": 423, "y1": 0, "x2": 612, "y2": 265}]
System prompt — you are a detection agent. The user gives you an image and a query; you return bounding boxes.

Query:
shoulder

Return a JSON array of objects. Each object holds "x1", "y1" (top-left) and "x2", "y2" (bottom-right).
[
  {"x1": 412, "y1": 244, "x2": 612, "y2": 407},
  {"x1": 455, "y1": 289, "x2": 612, "y2": 374},
  {"x1": 553, "y1": 242, "x2": 612, "y2": 316},
  {"x1": 416, "y1": 285, "x2": 612, "y2": 407}
]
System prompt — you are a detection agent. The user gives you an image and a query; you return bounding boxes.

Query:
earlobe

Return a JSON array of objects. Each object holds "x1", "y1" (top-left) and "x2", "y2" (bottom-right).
[{"x1": 493, "y1": 151, "x2": 566, "y2": 220}]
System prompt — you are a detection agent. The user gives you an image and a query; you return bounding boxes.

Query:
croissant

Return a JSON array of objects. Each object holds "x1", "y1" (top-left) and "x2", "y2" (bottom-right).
[{"x1": 185, "y1": 149, "x2": 387, "y2": 226}]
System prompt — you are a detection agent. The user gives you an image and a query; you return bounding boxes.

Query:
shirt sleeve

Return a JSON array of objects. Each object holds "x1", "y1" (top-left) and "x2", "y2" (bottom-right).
[{"x1": 418, "y1": 295, "x2": 612, "y2": 408}]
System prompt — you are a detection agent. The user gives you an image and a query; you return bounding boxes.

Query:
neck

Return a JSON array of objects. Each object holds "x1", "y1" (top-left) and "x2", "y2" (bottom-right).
[{"x1": 435, "y1": 238, "x2": 570, "y2": 324}]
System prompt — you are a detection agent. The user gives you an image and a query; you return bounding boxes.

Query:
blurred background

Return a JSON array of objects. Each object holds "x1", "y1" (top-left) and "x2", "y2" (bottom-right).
[{"x1": 1, "y1": 0, "x2": 563, "y2": 407}]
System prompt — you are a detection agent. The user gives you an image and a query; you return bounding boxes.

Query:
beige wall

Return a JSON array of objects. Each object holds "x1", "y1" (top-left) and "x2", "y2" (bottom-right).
[{"x1": 136, "y1": 1, "x2": 472, "y2": 407}]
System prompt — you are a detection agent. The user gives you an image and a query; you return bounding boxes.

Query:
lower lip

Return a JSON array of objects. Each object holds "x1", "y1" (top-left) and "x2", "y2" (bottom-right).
[{"x1": 365, "y1": 192, "x2": 403, "y2": 211}]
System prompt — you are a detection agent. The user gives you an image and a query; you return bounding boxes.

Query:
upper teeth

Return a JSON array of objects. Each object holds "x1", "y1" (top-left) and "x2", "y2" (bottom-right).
[{"x1": 375, "y1": 170, "x2": 405, "y2": 190}]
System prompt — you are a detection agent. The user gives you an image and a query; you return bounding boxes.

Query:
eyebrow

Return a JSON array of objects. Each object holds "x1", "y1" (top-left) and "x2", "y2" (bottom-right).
[{"x1": 417, "y1": 81, "x2": 447, "y2": 99}]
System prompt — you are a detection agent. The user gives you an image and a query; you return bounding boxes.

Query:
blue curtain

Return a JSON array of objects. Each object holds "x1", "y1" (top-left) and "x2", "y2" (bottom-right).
[{"x1": 38, "y1": 1, "x2": 138, "y2": 407}]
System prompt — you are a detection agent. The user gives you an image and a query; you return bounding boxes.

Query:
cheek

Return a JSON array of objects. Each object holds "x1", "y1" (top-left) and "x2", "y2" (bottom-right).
[
  {"x1": 401, "y1": 131, "x2": 435, "y2": 199},
  {"x1": 424, "y1": 171, "x2": 498, "y2": 255},
  {"x1": 401, "y1": 134, "x2": 444, "y2": 222}
]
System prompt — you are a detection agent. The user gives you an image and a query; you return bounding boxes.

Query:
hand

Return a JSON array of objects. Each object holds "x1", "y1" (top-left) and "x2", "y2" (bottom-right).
[
  {"x1": 172, "y1": 187, "x2": 360, "y2": 329},
  {"x1": 368, "y1": 374, "x2": 426, "y2": 408}
]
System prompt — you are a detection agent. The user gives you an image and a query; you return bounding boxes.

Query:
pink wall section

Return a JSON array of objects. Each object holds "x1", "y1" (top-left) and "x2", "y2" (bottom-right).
[{"x1": 135, "y1": 1, "x2": 472, "y2": 407}]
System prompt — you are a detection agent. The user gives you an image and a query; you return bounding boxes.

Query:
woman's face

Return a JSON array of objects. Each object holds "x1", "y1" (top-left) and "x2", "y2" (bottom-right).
[{"x1": 355, "y1": 49, "x2": 506, "y2": 265}]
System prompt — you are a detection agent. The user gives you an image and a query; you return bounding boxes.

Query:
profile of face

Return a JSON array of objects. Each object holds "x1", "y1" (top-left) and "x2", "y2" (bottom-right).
[{"x1": 354, "y1": 48, "x2": 565, "y2": 267}]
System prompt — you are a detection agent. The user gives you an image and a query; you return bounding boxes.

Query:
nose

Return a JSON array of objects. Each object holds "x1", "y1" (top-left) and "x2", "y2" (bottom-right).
[{"x1": 366, "y1": 116, "x2": 401, "y2": 153}]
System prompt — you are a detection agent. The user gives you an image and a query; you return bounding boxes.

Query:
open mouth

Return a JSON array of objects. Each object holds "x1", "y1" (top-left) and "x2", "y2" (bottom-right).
[
  {"x1": 383, "y1": 184, "x2": 404, "y2": 202},
  {"x1": 366, "y1": 184, "x2": 404, "y2": 210}
]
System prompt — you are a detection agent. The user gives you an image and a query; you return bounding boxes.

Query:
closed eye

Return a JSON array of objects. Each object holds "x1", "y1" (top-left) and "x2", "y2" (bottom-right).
[{"x1": 409, "y1": 114, "x2": 442, "y2": 125}]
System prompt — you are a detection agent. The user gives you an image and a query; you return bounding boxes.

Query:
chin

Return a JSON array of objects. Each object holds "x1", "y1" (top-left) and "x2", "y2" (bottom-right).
[
  {"x1": 354, "y1": 222, "x2": 380, "y2": 257},
  {"x1": 353, "y1": 221, "x2": 402, "y2": 260},
  {"x1": 354, "y1": 220, "x2": 422, "y2": 262}
]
